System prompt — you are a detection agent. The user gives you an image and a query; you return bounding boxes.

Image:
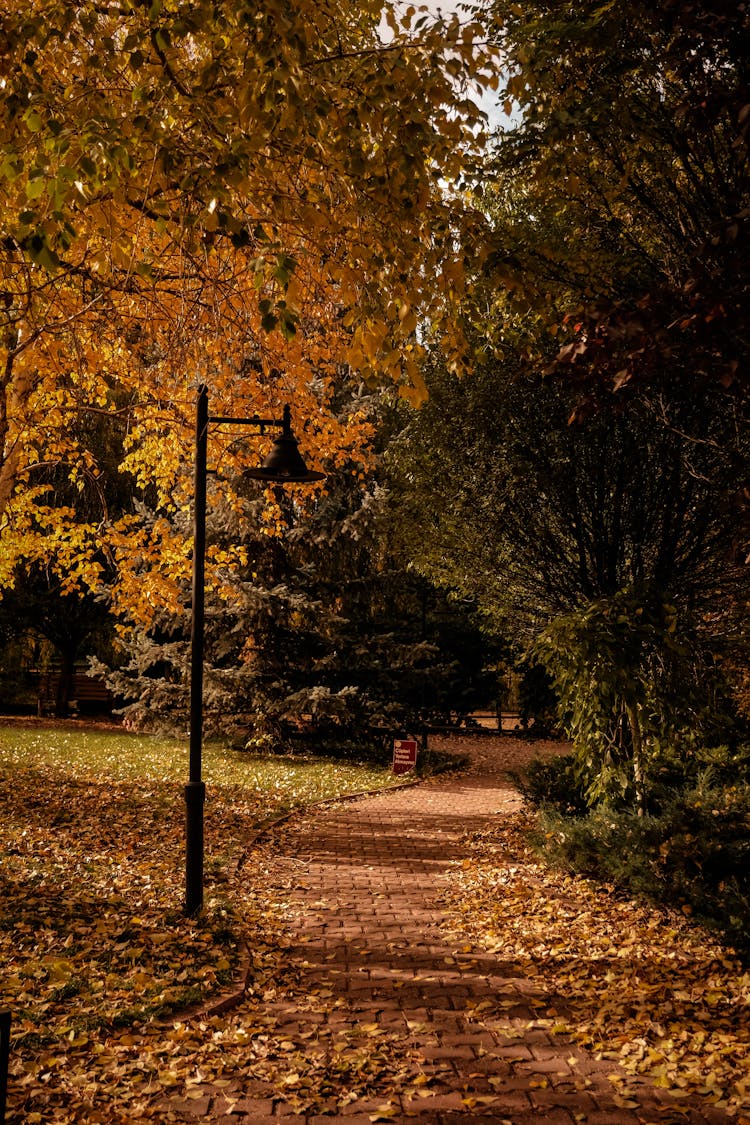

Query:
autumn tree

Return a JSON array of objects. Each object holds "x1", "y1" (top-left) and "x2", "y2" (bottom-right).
[
  {"x1": 391, "y1": 334, "x2": 750, "y2": 800},
  {"x1": 393, "y1": 0, "x2": 748, "y2": 796},
  {"x1": 472, "y1": 0, "x2": 750, "y2": 416},
  {"x1": 102, "y1": 386, "x2": 499, "y2": 749},
  {"x1": 0, "y1": 0, "x2": 494, "y2": 626}
]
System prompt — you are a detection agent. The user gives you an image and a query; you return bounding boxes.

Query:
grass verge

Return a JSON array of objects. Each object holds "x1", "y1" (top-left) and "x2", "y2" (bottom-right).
[{"x1": 0, "y1": 723, "x2": 401, "y2": 1046}]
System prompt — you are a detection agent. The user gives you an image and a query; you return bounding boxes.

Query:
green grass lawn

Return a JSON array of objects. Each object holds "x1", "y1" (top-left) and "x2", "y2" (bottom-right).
[
  {"x1": 0, "y1": 723, "x2": 400, "y2": 1045},
  {"x1": 0, "y1": 722, "x2": 398, "y2": 793}
]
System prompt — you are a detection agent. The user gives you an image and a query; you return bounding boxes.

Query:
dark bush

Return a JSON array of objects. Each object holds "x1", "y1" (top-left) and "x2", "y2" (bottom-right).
[
  {"x1": 517, "y1": 660, "x2": 560, "y2": 735},
  {"x1": 646, "y1": 742, "x2": 750, "y2": 805},
  {"x1": 531, "y1": 778, "x2": 750, "y2": 957},
  {"x1": 513, "y1": 753, "x2": 589, "y2": 816}
]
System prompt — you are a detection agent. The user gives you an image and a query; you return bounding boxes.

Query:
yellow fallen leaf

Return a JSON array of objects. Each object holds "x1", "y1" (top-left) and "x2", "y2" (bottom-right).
[{"x1": 370, "y1": 1104, "x2": 399, "y2": 1121}]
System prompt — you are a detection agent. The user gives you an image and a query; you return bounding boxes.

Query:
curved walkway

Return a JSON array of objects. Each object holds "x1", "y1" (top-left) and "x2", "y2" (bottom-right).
[{"x1": 166, "y1": 738, "x2": 732, "y2": 1124}]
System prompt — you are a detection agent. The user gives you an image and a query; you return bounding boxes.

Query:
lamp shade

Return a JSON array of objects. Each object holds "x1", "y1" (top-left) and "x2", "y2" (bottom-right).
[{"x1": 245, "y1": 432, "x2": 326, "y2": 484}]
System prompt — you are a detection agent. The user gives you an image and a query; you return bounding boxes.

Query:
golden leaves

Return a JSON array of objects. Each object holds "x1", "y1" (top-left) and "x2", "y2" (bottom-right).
[
  {"x1": 0, "y1": 0, "x2": 499, "y2": 632},
  {"x1": 443, "y1": 812, "x2": 750, "y2": 1117},
  {"x1": 1, "y1": 721, "x2": 404, "y2": 1121}
]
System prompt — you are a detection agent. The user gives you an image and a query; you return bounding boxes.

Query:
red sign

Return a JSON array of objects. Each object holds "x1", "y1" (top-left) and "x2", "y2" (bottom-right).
[{"x1": 392, "y1": 738, "x2": 418, "y2": 775}]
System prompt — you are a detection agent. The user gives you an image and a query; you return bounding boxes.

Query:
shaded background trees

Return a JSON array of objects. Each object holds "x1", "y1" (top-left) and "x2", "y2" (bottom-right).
[
  {"x1": 391, "y1": 341, "x2": 749, "y2": 787},
  {"x1": 0, "y1": 404, "x2": 132, "y2": 715},
  {"x1": 477, "y1": 0, "x2": 750, "y2": 406},
  {"x1": 103, "y1": 389, "x2": 501, "y2": 751},
  {"x1": 392, "y1": 351, "x2": 747, "y2": 631},
  {"x1": 402, "y1": 0, "x2": 750, "y2": 799}
]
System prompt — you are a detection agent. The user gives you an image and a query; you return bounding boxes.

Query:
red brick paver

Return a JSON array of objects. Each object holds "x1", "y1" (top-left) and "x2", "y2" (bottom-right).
[{"x1": 162, "y1": 738, "x2": 734, "y2": 1124}]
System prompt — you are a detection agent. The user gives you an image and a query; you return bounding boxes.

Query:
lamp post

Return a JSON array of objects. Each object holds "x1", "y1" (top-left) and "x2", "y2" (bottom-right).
[{"x1": 186, "y1": 384, "x2": 324, "y2": 915}]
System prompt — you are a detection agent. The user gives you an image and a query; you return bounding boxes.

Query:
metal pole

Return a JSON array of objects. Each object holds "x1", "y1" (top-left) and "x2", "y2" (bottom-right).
[
  {"x1": 185, "y1": 384, "x2": 208, "y2": 915},
  {"x1": 0, "y1": 1009, "x2": 10, "y2": 1124}
]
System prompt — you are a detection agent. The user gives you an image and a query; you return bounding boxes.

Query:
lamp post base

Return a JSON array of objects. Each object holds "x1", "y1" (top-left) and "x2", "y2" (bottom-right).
[{"x1": 185, "y1": 780, "x2": 206, "y2": 915}]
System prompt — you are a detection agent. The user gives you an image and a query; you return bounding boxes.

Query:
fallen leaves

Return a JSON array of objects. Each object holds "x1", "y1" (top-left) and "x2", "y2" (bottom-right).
[
  {"x1": 0, "y1": 723, "x2": 402, "y2": 1122},
  {"x1": 442, "y1": 810, "x2": 750, "y2": 1117},
  {"x1": 9, "y1": 725, "x2": 749, "y2": 1121}
]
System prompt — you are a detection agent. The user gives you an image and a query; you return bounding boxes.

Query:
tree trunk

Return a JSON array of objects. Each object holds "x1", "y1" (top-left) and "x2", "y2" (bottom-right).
[
  {"x1": 624, "y1": 699, "x2": 646, "y2": 814},
  {"x1": 55, "y1": 650, "x2": 76, "y2": 718}
]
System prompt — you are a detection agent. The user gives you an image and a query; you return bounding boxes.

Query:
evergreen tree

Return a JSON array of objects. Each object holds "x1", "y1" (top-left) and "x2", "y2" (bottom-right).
[{"x1": 103, "y1": 394, "x2": 499, "y2": 752}]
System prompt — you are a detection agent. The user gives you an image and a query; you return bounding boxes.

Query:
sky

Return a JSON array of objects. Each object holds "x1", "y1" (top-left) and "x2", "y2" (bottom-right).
[
  {"x1": 381, "y1": 1, "x2": 505, "y2": 128},
  {"x1": 398, "y1": 0, "x2": 466, "y2": 14}
]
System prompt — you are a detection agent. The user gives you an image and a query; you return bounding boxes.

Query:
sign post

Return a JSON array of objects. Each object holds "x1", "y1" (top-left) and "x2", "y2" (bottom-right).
[{"x1": 392, "y1": 738, "x2": 418, "y2": 775}]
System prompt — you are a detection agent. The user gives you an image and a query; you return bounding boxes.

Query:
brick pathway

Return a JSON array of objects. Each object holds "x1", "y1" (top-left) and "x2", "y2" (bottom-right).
[{"x1": 163, "y1": 738, "x2": 733, "y2": 1124}]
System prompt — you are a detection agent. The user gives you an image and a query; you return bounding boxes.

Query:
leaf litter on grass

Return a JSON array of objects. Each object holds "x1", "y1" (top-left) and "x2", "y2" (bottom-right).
[
  {"x1": 0, "y1": 724, "x2": 404, "y2": 1122},
  {"x1": 440, "y1": 810, "x2": 750, "y2": 1119},
  {"x1": 6, "y1": 844, "x2": 434, "y2": 1122}
]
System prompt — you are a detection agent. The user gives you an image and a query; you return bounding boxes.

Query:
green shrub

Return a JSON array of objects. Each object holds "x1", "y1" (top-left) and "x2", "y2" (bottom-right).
[
  {"x1": 513, "y1": 753, "x2": 589, "y2": 816},
  {"x1": 646, "y1": 742, "x2": 750, "y2": 802},
  {"x1": 532, "y1": 777, "x2": 750, "y2": 957},
  {"x1": 531, "y1": 589, "x2": 740, "y2": 811},
  {"x1": 518, "y1": 739, "x2": 750, "y2": 816}
]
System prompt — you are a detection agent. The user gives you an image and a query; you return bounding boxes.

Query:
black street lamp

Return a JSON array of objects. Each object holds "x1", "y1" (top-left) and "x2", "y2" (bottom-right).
[{"x1": 186, "y1": 384, "x2": 324, "y2": 915}]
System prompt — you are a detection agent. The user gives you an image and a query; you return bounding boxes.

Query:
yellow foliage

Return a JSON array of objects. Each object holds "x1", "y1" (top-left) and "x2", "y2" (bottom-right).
[{"x1": 0, "y1": 0, "x2": 496, "y2": 619}]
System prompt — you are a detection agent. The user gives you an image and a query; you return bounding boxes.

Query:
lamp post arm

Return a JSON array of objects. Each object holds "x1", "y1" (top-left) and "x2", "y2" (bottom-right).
[{"x1": 209, "y1": 413, "x2": 284, "y2": 430}]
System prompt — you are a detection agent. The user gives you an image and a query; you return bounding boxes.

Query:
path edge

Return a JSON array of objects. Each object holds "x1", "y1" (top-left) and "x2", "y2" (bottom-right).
[{"x1": 160, "y1": 757, "x2": 471, "y2": 1026}]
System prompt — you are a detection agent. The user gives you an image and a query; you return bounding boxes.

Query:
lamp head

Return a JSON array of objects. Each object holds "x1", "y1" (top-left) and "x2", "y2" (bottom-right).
[{"x1": 244, "y1": 432, "x2": 325, "y2": 484}]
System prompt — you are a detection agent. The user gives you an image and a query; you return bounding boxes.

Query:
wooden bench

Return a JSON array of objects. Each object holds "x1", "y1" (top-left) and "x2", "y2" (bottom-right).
[
  {"x1": 37, "y1": 672, "x2": 115, "y2": 716},
  {"x1": 70, "y1": 674, "x2": 115, "y2": 715}
]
